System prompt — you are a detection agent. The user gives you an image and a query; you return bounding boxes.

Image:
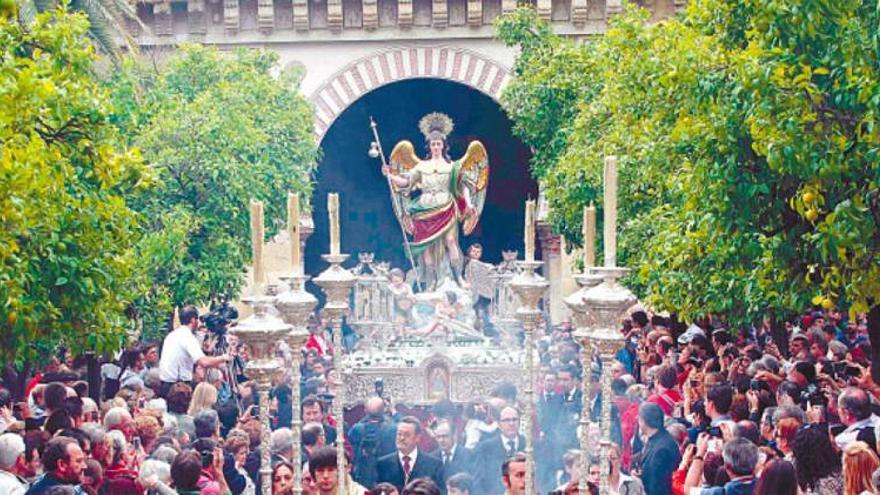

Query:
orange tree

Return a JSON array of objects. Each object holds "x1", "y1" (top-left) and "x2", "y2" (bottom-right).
[
  {"x1": 498, "y1": 1, "x2": 880, "y2": 375},
  {"x1": 0, "y1": 9, "x2": 152, "y2": 365},
  {"x1": 106, "y1": 45, "x2": 319, "y2": 339}
]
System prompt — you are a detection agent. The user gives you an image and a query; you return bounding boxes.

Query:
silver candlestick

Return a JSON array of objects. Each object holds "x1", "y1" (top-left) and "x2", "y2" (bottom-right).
[
  {"x1": 230, "y1": 294, "x2": 292, "y2": 495},
  {"x1": 564, "y1": 268, "x2": 603, "y2": 495},
  {"x1": 509, "y1": 260, "x2": 549, "y2": 495},
  {"x1": 276, "y1": 273, "x2": 317, "y2": 495},
  {"x1": 314, "y1": 254, "x2": 356, "y2": 494},
  {"x1": 581, "y1": 266, "x2": 635, "y2": 495}
]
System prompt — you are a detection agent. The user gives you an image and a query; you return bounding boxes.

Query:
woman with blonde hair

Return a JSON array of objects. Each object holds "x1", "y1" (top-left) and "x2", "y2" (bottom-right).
[
  {"x1": 187, "y1": 382, "x2": 218, "y2": 416},
  {"x1": 844, "y1": 441, "x2": 880, "y2": 495}
]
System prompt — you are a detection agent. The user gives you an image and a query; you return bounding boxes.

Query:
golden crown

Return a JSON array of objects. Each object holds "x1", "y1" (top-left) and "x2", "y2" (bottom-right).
[{"x1": 418, "y1": 112, "x2": 454, "y2": 140}]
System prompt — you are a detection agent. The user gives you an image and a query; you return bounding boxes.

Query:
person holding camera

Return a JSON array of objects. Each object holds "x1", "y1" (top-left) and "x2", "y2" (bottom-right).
[
  {"x1": 683, "y1": 436, "x2": 759, "y2": 495},
  {"x1": 158, "y1": 305, "x2": 233, "y2": 398}
]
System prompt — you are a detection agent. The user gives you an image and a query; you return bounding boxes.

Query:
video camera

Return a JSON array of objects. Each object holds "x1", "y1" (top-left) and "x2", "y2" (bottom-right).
[
  {"x1": 800, "y1": 382, "x2": 826, "y2": 408},
  {"x1": 201, "y1": 299, "x2": 238, "y2": 336}
]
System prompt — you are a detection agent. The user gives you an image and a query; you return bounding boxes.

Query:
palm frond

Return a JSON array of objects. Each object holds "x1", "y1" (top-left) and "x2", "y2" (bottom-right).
[
  {"x1": 15, "y1": 0, "x2": 39, "y2": 24},
  {"x1": 72, "y1": 0, "x2": 147, "y2": 60},
  {"x1": 101, "y1": 0, "x2": 148, "y2": 39}
]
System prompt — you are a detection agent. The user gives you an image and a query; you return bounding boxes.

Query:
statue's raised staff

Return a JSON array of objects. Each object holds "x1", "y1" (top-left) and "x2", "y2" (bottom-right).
[{"x1": 380, "y1": 112, "x2": 490, "y2": 291}]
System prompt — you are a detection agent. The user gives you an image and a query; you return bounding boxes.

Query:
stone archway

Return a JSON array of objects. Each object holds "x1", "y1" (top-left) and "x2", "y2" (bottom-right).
[
  {"x1": 309, "y1": 46, "x2": 511, "y2": 139},
  {"x1": 306, "y1": 77, "x2": 536, "y2": 278}
]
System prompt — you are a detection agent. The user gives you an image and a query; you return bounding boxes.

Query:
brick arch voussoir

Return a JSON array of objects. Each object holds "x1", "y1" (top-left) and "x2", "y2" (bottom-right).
[{"x1": 310, "y1": 46, "x2": 510, "y2": 142}]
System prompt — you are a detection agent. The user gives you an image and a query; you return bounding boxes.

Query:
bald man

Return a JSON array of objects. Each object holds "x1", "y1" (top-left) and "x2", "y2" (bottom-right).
[
  {"x1": 473, "y1": 406, "x2": 527, "y2": 495},
  {"x1": 348, "y1": 396, "x2": 397, "y2": 488},
  {"x1": 836, "y1": 387, "x2": 880, "y2": 451}
]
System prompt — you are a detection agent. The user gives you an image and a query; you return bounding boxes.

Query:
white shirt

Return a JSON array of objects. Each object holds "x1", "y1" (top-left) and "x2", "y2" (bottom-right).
[
  {"x1": 464, "y1": 419, "x2": 497, "y2": 448},
  {"x1": 440, "y1": 445, "x2": 456, "y2": 464},
  {"x1": 399, "y1": 448, "x2": 418, "y2": 472},
  {"x1": 502, "y1": 434, "x2": 519, "y2": 453},
  {"x1": 835, "y1": 414, "x2": 880, "y2": 450},
  {"x1": 120, "y1": 369, "x2": 144, "y2": 390},
  {"x1": 237, "y1": 466, "x2": 255, "y2": 495},
  {"x1": 101, "y1": 362, "x2": 121, "y2": 380},
  {"x1": 0, "y1": 470, "x2": 27, "y2": 495},
  {"x1": 158, "y1": 325, "x2": 205, "y2": 382}
]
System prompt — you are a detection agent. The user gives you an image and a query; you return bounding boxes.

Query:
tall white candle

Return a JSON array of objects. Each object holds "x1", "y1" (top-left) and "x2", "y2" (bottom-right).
[
  {"x1": 525, "y1": 199, "x2": 536, "y2": 262},
  {"x1": 603, "y1": 156, "x2": 618, "y2": 268},
  {"x1": 250, "y1": 200, "x2": 265, "y2": 288},
  {"x1": 288, "y1": 192, "x2": 301, "y2": 274},
  {"x1": 328, "y1": 193, "x2": 340, "y2": 256},
  {"x1": 583, "y1": 202, "x2": 596, "y2": 268}
]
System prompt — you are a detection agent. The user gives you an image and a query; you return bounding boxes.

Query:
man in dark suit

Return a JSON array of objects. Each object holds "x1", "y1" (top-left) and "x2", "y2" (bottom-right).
[
  {"x1": 377, "y1": 416, "x2": 444, "y2": 491},
  {"x1": 537, "y1": 370, "x2": 561, "y2": 494},
  {"x1": 633, "y1": 402, "x2": 680, "y2": 495},
  {"x1": 540, "y1": 365, "x2": 583, "y2": 492},
  {"x1": 473, "y1": 406, "x2": 526, "y2": 495},
  {"x1": 537, "y1": 370, "x2": 559, "y2": 436},
  {"x1": 429, "y1": 420, "x2": 472, "y2": 486},
  {"x1": 552, "y1": 365, "x2": 583, "y2": 438}
]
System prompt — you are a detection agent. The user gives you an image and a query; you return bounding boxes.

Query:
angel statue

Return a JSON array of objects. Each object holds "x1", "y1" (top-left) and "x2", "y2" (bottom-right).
[{"x1": 380, "y1": 112, "x2": 489, "y2": 291}]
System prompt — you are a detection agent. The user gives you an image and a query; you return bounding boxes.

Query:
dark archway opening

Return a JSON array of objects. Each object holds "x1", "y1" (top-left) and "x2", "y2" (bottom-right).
[{"x1": 307, "y1": 78, "x2": 536, "y2": 280}]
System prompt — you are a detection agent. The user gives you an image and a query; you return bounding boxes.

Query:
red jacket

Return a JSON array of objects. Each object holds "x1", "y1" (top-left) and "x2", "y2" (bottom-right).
[
  {"x1": 104, "y1": 464, "x2": 144, "y2": 495},
  {"x1": 306, "y1": 334, "x2": 332, "y2": 356},
  {"x1": 615, "y1": 397, "x2": 639, "y2": 470},
  {"x1": 647, "y1": 389, "x2": 683, "y2": 416}
]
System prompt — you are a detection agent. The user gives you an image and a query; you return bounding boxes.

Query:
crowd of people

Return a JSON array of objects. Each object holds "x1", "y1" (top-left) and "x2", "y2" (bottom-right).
[{"x1": 0, "y1": 299, "x2": 878, "y2": 495}]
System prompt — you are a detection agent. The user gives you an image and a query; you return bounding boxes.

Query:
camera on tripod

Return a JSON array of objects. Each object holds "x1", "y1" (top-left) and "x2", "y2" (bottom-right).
[{"x1": 201, "y1": 299, "x2": 238, "y2": 336}]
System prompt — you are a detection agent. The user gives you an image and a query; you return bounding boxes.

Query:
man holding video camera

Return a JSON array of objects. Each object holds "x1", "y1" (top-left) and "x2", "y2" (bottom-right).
[{"x1": 158, "y1": 305, "x2": 234, "y2": 398}]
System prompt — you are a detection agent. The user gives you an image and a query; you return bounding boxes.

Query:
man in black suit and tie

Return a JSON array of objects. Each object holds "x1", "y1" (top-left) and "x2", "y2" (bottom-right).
[
  {"x1": 376, "y1": 416, "x2": 444, "y2": 492},
  {"x1": 554, "y1": 365, "x2": 583, "y2": 419},
  {"x1": 537, "y1": 370, "x2": 560, "y2": 494},
  {"x1": 473, "y1": 406, "x2": 526, "y2": 495},
  {"x1": 550, "y1": 365, "x2": 583, "y2": 453},
  {"x1": 429, "y1": 420, "x2": 472, "y2": 486}
]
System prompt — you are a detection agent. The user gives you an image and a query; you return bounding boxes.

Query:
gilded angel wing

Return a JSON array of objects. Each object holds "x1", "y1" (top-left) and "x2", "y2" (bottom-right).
[
  {"x1": 459, "y1": 141, "x2": 489, "y2": 235},
  {"x1": 389, "y1": 140, "x2": 419, "y2": 173},
  {"x1": 388, "y1": 140, "x2": 419, "y2": 234}
]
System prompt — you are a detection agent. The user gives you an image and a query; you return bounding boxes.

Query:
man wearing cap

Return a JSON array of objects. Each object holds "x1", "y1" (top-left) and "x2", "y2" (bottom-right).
[
  {"x1": 634, "y1": 402, "x2": 680, "y2": 495},
  {"x1": 680, "y1": 331, "x2": 710, "y2": 372},
  {"x1": 678, "y1": 325, "x2": 705, "y2": 347}
]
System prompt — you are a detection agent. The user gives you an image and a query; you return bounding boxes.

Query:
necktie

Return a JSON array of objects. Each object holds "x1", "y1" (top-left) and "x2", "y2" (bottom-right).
[
  {"x1": 507, "y1": 439, "x2": 516, "y2": 456},
  {"x1": 403, "y1": 455, "x2": 412, "y2": 482},
  {"x1": 443, "y1": 451, "x2": 451, "y2": 465}
]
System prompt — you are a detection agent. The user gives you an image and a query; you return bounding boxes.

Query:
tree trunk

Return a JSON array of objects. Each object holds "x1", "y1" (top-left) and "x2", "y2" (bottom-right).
[
  {"x1": 3, "y1": 362, "x2": 31, "y2": 401},
  {"x1": 769, "y1": 314, "x2": 790, "y2": 359},
  {"x1": 868, "y1": 304, "x2": 880, "y2": 383},
  {"x1": 86, "y1": 352, "x2": 101, "y2": 403}
]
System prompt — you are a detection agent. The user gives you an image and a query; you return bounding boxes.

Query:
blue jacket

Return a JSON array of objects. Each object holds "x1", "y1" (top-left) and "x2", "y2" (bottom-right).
[
  {"x1": 701, "y1": 478, "x2": 756, "y2": 495},
  {"x1": 25, "y1": 473, "x2": 84, "y2": 495}
]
